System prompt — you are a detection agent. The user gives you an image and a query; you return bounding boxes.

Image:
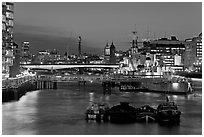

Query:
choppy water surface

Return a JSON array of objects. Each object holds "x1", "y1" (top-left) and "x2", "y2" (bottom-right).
[{"x1": 2, "y1": 81, "x2": 202, "y2": 135}]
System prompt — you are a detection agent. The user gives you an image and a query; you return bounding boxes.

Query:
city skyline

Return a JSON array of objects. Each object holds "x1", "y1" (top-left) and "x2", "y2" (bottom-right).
[
  {"x1": 2, "y1": 2, "x2": 202, "y2": 135},
  {"x1": 14, "y1": 2, "x2": 202, "y2": 54}
]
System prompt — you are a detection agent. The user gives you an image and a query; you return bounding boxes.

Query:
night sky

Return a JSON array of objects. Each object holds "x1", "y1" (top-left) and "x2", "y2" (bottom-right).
[{"x1": 13, "y1": 2, "x2": 202, "y2": 55}]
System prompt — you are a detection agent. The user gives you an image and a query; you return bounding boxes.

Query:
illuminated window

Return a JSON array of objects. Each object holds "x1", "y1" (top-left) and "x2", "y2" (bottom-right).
[
  {"x1": 105, "y1": 48, "x2": 110, "y2": 55},
  {"x1": 6, "y1": 5, "x2": 13, "y2": 11},
  {"x1": 8, "y1": 20, "x2": 13, "y2": 26},
  {"x1": 6, "y1": 27, "x2": 13, "y2": 33},
  {"x1": 6, "y1": 12, "x2": 13, "y2": 19},
  {"x1": 2, "y1": 23, "x2": 6, "y2": 30},
  {"x1": 2, "y1": 15, "x2": 6, "y2": 22},
  {"x1": 6, "y1": 20, "x2": 13, "y2": 27}
]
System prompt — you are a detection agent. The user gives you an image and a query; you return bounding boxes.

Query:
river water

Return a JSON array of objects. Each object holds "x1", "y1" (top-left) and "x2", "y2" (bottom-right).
[{"x1": 2, "y1": 80, "x2": 202, "y2": 135}]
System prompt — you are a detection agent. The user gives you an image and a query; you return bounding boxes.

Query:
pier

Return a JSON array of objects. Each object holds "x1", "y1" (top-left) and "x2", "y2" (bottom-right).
[{"x1": 35, "y1": 80, "x2": 57, "y2": 89}]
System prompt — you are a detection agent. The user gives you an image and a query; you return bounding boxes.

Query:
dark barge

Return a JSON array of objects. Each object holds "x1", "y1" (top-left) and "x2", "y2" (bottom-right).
[{"x1": 109, "y1": 102, "x2": 137, "y2": 123}]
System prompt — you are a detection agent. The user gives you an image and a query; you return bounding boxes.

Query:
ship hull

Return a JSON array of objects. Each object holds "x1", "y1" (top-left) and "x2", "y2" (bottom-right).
[
  {"x1": 119, "y1": 77, "x2": 191, "y2": 94},
  {"x1": 157, "y1": 111, "x2": 181, "y2": 123}
]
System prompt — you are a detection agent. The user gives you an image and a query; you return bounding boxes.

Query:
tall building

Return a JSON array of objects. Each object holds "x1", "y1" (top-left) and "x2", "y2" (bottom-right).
[
  {"x1": 196, "y1": 33, "x2": 202, "y2": 68},
  {"x1": 49, "y1": 49, "x2": 61, "y2": 64},
  {"x1": 143, "y1": 36, "x2": 185, "y2": 67},
  {"x1": 131, "y1": 31, "x2": 138, "y2": 56},
  {"x1": 103, "y1": 42, "x2": 116, "y2": 64},
  {"x1": 126, "y1": 31, "x2": 141, "y2": 71},
  {"x1": 38, "y1": 50, "x2": 50, "y2": 64},
  {"x1": 9, "y1": 42, "x2": 21, "y2": 77},
  {"x1": 184, "y1": 33, "x2": 202, "y2": 71},
  {"x1": 110, "y1": 42, "x2": 116, "y2": 64},
  {"x1": 2, "y1": 2, "x2": 14, "y2": 78},
  {"x1": 104, "y1": 42, "x2": 110, "y2": 64},
  {"x1": 21, "y1": 41, "x2": 31, "y2": 64}
]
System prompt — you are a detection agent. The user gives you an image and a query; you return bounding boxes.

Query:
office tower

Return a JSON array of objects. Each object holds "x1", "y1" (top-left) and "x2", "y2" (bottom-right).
[
  {"x1": 185, "y1": 33, "x2": 202, "y2": 71},
  {"x1": 2, "y1": 2, "x2": 14, "y2": 78},
  {"x1": 21, "y1": 41, "x2": 31, "y2": 64}
]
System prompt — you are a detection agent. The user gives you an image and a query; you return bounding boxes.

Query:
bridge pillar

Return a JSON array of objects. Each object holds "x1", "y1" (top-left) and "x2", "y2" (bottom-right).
[
  {"x1": 53, "y1": 82, "x2": 57, "y2": 89},
  {"x1": 79, "y1": 67, "x2": 84, "y2": 74},
  {"x1": 102, "y1": 81, "x2": 111, "y2": 94}
]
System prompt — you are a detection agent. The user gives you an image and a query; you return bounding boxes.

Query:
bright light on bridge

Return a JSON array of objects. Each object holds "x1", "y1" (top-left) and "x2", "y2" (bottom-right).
[{"x1": 21, "y1": 64, "x2": 120, "y2": 70}]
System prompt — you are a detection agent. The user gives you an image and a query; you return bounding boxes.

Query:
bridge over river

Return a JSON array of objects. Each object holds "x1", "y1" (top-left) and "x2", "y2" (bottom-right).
[{"x1": 20, "y1": 64, "x2": 120, "y2": 70}]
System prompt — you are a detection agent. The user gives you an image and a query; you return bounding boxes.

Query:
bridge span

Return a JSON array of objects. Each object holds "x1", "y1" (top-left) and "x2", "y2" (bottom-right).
[{"x1": 21, "y1": 64, "x2": 120, "y2": 70}]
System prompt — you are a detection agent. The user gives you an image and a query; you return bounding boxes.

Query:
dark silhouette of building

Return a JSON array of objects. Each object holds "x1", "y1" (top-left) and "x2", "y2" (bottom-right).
[
  {"x1": 131, "y1": 31, "x2": 138, "y2": 56},
  {"x1": 9, "y1": 42, "x2": 21, "y2": 77},
  {"x1": 103, "y1": 42, "x2": 116, "y2": 64},
  {"x1": 110, "y1": 42, "x2": 116, "y2": 64}
]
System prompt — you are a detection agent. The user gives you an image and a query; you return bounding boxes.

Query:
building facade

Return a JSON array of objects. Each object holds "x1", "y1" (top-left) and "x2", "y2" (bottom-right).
[
  {"x1": 144, "y1": 36, "x2": 185, "y2": 67},
  {"x1": 37, "y1": 50, "x2": 50, "y2": 64},
  {"x1": 184, "y1": 33, "x2": 202, "y2": 71},
  {"x1": 104, "y1": 43, "x2": 110, "y2": 64},
  {"x1": 103, "y1": 42, "x2": 116, "y2": 64},
  {"x1": 2, "y1": 2, "x2": 14, "y2": 78},
  {"x1": 21, "y1": 41, "x2": 31, "y2": 64},
  {"x1": 9, "y1": 42, "x2": 21, "y2": 77}
]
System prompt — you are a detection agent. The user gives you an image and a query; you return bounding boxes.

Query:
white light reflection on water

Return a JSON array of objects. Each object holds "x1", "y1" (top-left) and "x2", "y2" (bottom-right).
[
  {"x1": 104, "y1": 95, "x2": 110, "y2": 101},
  {"x1": 89, "y1": 92, "x2": 94, "y2": 103},
  {"x1": 2, "y1": 90, "x2": 40, "y2": 135},
  {"x1": 2, "y1": 82, "x2": 202, "y2": 135}
]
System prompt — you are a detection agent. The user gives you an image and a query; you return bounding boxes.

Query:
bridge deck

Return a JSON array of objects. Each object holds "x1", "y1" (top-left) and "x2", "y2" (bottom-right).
[{"x1": 21, "y1": 64, "x2": 120, "y2": 70}]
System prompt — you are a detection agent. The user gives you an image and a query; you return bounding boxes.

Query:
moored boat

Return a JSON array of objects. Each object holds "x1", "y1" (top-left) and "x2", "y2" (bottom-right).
[
  {"x1": 109, "y1": 102, "x2": 137, "y2": 123},
  {"x1": 156, "y1": 97, "x2": 181, "y2": 123},
  {"x1": 118, "y1": 77, "x2": 192, "y2": 95},
  {"x1": 135, "y1": 105, "x2": 157, "y2": 122},
  {"x1": 85, "y1": 103, "x2": 110, "y2": 122}
]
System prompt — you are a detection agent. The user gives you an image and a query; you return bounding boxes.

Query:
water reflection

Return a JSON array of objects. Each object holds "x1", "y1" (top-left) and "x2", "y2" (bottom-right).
[
  {"x1": 2, "y1": 81, "x2": 202, "y2": 135},
  {"x1": 2, "y1": 91, "x2": 40, "y2": 135},
  {"x1": 89, "y1": 92, "x2": 94, "y2": 103}
]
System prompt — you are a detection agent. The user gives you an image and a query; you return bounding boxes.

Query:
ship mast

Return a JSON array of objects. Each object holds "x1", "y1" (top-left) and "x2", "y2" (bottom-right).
[
  {"x1": 78, "y1": 36, "x2": 81, "y2": 58},
  {"x1": 131, "y1": 26, "x2": 138, "y2": 55}
]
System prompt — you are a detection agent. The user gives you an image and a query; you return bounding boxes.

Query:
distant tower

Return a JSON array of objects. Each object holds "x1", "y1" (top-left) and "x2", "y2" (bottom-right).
[
  {"x1": 110, "y1": 42, "x2": 116, "y2": 64},
  {"x1": 131, "y1": 30, "x2": 138, "y2": 55},
  {"x1": 21, "y1": 41, "x2": 30, "y2": 64},
  {"x1": 78, "y1": 36, "x2": 81, "y2": 57},
  {"x1": 104, "y1": 42, "x2": 110, "y2": 64},
  {"x1": 104, "y1": 42, "x2": 110, "y2": 56}
]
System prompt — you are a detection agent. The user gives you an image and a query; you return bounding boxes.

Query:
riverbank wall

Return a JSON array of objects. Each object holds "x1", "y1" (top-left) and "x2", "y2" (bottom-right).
[{"x1": 2, "y1": 81, "x2": 36, "y2": 103}]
